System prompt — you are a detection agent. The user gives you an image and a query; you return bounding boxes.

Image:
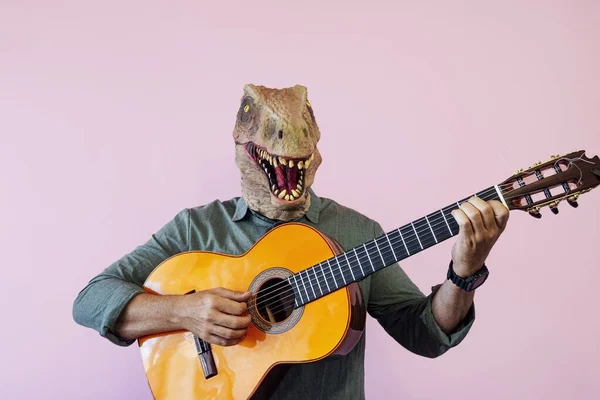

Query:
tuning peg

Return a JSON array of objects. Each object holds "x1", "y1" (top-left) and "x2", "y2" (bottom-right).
[
  {"x1": 528, "y1": 209, "x2": 542, "y2": 219},
  {"x1": 550, "y1": 203, "x2": 559, "y2": 214},
  {"x1": 550, "y1": 154, "x2": 561, "y2": 160},
  {"x1": 513, "y1": 168, "x2": 525, "y2": 176},
  {"x1": 567, "y1": 194, "x2": 579, "y2": 208}
]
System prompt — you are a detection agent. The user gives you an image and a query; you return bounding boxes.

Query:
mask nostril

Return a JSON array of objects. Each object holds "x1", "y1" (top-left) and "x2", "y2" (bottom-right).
[{"x1": 278, "y1": 130, "x2": 283, "y2": 139}]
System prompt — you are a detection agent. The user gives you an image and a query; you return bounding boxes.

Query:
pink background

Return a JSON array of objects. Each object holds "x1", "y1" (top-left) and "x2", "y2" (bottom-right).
[{"x1": 1, "y1": 1, "x2": 599, "y2": 399}]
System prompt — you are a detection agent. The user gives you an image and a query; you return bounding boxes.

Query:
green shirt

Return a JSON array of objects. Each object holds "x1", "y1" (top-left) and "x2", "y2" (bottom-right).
[{"x1": 72, "y1": 189, "x2": 475, "y2": 399}]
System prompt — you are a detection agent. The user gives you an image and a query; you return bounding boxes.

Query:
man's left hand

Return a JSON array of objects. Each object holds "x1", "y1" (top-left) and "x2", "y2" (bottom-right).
[{"x1": 450, "y1": 197, "x2": 510, "y2": 277}]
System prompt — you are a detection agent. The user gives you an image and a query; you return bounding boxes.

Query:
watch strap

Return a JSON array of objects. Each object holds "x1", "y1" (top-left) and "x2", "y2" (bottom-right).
[{"x1": 447, "y1": 260, "x2": 489, "y2": 292}]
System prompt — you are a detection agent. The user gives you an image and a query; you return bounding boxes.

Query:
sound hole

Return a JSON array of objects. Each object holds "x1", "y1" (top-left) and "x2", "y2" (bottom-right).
[{"x1": 256, "y1": 278, "x2": 295, "y2": 324}]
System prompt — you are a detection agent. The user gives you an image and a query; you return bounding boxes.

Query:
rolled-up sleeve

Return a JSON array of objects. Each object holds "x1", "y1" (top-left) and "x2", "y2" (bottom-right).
[
  {"x1": 72, "y1": 208, "x2": 190, "y2": 346},
  {"x1": 367, "y1": 221, "x2": 475, "y2": 358}
]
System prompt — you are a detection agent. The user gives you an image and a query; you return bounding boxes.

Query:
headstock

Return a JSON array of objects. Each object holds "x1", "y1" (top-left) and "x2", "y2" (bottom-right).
[{"x1": 498, "y1": 150, "x2": 600, "y2": 218}]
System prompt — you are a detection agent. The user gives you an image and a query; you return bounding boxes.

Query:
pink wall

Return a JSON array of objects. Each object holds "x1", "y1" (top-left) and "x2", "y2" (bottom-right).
[{"x1": 2, "y1": 1, "x2": 599, "y2": 399}]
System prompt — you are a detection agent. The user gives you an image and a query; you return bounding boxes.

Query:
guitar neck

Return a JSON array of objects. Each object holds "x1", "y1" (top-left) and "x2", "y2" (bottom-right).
[{"x1": 289, "y1": 185, "x2": 505, "y2": 308}]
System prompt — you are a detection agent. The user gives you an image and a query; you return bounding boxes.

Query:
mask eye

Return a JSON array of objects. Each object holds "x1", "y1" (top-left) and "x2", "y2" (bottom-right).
[{"x1": 238, "y1": 97, "x2": 254, "y2": 124}]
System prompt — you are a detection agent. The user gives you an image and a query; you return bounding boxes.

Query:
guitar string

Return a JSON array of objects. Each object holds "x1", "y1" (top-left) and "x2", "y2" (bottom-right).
[
  {"x1": 249, "y1": 191, "x2": 509, "y2": 313},
  {"x1": 256, "y1": 212, "x2": 473, "y2": 317},
  {"x1": 254, "y1": 183, "x2": 579, "y2": 317},
  {"x1": 251, "y1": 173, "x2": 579, "y2": 310},
  {"x1": 258, "y1": 210, "x2": 494, "y2": 317},
  {"x1": 247, "y1": 186, "x2": 504, "y2": 310},
  {"x1": 258, "y1": 183, "x2": 571, "y2": 317},
  {"x1": 249, "y1": 170, "x2": 578, "y2": 313},
  {"x1": 247, "y1": 185, "x2": 503, "y2": 309}
]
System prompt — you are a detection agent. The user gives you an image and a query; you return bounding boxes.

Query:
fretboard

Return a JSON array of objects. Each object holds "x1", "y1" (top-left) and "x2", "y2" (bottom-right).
[{"x1": 288, "y1": 185, "x2": 503, "y2": 307}]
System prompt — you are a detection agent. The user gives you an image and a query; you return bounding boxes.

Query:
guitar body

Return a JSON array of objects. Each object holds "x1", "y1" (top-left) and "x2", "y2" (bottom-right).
[{"x1": 138, "y1": 223, "x2": 366, "y2": 400}]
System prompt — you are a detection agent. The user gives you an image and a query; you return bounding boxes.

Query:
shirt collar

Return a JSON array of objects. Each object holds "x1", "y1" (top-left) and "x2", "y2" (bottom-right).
[{"x1": 232, "y1": 188, "x2": 321, "y2": 224}]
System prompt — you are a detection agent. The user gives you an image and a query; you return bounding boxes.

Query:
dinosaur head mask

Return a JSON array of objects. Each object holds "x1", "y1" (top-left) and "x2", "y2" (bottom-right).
[{"x1": 233, "y1": 84, "x2": 322, "y2": 221}]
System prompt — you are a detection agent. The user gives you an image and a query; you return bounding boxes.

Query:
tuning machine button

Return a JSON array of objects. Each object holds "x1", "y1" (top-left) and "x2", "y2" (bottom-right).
[
  {"x1": 566, "y1": 194, "x2": 580, "y2": 208},
  {"x1": 528, "y1": 207, "x2": 542, "y2": 218}
]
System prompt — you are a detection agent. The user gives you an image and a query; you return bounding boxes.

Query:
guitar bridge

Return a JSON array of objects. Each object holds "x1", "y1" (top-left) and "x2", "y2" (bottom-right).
[{"x1": 185, "y1": 289, "x2": 218, "y2": 379}]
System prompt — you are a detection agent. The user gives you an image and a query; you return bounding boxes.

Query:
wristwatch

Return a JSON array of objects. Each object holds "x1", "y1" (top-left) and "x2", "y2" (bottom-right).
[{"x1": 447, "y1": 260, "x2": 489, "y2": 292}]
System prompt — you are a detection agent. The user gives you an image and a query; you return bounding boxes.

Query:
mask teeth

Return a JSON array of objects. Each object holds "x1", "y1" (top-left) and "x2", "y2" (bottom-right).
[{"x1": 253, "y1": 145, "x2": 313, "y2": 201}]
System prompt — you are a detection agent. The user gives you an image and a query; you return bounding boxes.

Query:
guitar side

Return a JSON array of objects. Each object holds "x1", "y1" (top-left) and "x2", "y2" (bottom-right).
[{"x1": 138, "y1": 223, "x2": 365, "y2": 400}]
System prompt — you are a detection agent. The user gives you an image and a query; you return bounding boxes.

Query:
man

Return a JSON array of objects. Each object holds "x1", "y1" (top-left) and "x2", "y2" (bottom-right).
[{"x1": 73, "y1": 84, "x2": 509, "y2": 399}]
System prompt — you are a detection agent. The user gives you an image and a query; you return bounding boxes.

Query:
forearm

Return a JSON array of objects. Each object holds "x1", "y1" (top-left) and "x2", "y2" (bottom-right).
[
  {"x1": 114, "y1": 293, "x2": 186, "y2": 340},
  {"x1": 73, "y1": 209, "x2": 192, "y2": 345},
  {"x1": 431, "y1": 279, "x2": 475, "y2": 335}
]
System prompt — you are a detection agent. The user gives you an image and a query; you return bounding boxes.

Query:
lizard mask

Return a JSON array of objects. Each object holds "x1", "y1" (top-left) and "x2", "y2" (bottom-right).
[{"x1": 233, "y1": 84, "x2": 322, "y2": 221}]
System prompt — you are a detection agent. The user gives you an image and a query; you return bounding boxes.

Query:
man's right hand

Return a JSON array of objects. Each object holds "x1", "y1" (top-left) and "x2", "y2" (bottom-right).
[{"x1": 178, "y1": 288, "x2": 253, "y2": 346}]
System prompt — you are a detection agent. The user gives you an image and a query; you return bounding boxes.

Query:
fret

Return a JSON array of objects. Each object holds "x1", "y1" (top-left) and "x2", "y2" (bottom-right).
[
  {"x1": 349, "y1": 247, "x2": 362, "y2": 281},
  {"x1": 414, "y1": 218, "x2": 435, "y2": 249},
  {"x1": 343, "y1": 252, "x2": 354, "y2": 282},
  {"x1": 424, "y1": 215, "x2": 438, "y2": 243},
  {"x1": 327, "y1": 259, "x2": 338, "y2": 289},
  {"x1": 377, "y1": 234, "x2": 396, "y2": 265},
  {"x1": 304, "y1": 270, "x2": 316, "y2": 299},
  {"x1": 410, "y1": 222, "x2": 423, "y2": 250},
  {"x1": 400, "y1": 225, "x2": 420, "y2": 255},
  {"x1": 319, "y1": 263, "x2": 331, "y2": 292},
  {"x1": 298, "y1": 270, "x2": 309, "y2": 301},
  {"x1": 397, "y1": 227, "x2": 411, "y2": 255},
  {"x1": 337, "y1": 256, "x2": 348, "y2": 285},
  {"x1": 442, "y1": 206, "x2": 459, "y2": 235},
  {"x1": 298, "y1": 270, "x2": 311, "y2": 301},
  {"x1": 388, "y1": 230, "x2": 409, "y2": 260},
  {"x1": 364, "y1": 240, "x2": 385, "y2": 270},
  {"x1": 290, "y1": 276, "x2": 300, "y2": 307},
  {"x1": 363, "y1": 244, "x2": 375, "y2": 272},
  {"x1": 293, "y1": 273, "x2": 307, "y2": 304},
  {"x1": 310, "y1": 266, "x2": 322, "y2": 296},
  {"x1": 305, "y1": 269, "x2": 314, "y2": 299},
  {"x1": 384, "y1": 233, "x2": 398, "y2": 261},
  {"x1": 303, "y1": 270, "x2": 313, "y2": 301},
  {"x1": 426, "y1": 211, "x2": 452, "y2": 242},
  {"x1": 355, "y1": 244, "x2": 365, "y2": 271},
  {"x1": 373, "y1": 238, "x2": 385, "y2": 266},
  {"x1": 440, "y1": 209, "x2": 452, "y2": 236}
]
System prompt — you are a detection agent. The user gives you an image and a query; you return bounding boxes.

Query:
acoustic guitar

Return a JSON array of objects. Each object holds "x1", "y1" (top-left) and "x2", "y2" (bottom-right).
[{"x1": 138, "y1": 150, "x2": 599, "y2": 399}]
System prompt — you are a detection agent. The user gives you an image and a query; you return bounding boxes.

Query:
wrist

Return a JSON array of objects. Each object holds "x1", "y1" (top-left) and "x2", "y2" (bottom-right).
[
  {"x1": 452, "y1": 261, "x2": 482, "y2": 278},
  {"x1": 166, "y1": 295, "x2": 189, "y2": 330}
]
